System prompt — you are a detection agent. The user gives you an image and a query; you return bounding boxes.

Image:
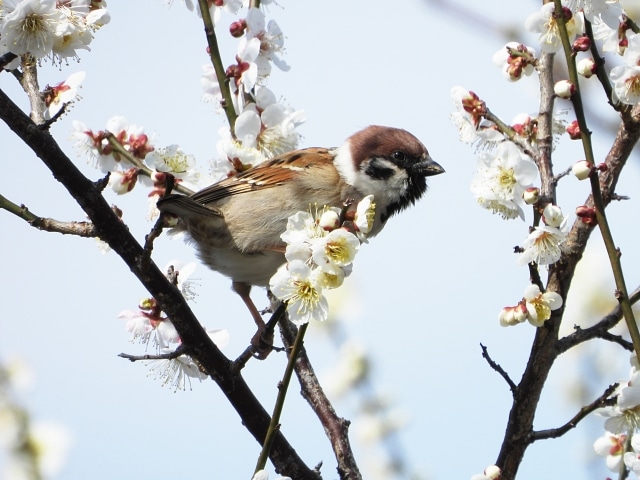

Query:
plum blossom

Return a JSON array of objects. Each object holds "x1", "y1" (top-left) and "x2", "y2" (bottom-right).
[
  {"x1": 271, "y1": 198, "x2": 373, "y2": 323},
  {"x1": 145, "y1": 145, "x2": 198, "y2": 184},
  {"x1": 0, "y1": 0, "x2": 109, "y2": 63},
  {"x1": 518, "y1": 204, "x2": 570, "y2": 265},
  {"x1": 523, "y1": 284, "x2": 563, "y2": 326},
  {"x1": 218, "y1": 87, "x2": 305, "y2": 166},
  {"x1": 594, "y1": 433, "x2": 627, "y2": 472},
  {"x1": 450, "y1": 86, "x2": 503, "y2": 149},
  {"x1": 571, "y1": 0, "x2": 624, "y2": 27},
  {"x1": 0, "y1": 0, "x2": 68, "y2": 59},
  {"x1": 470, "y1": 141, "x2": 539, "y2": 220},
  {"x1": 525, "y1": 3, "x2": 584, "y2": 53},
  {"x1": 610, "y1": 33, "x2": 640, "y2": 105},
  {"x1": 245, "y1": 7, "x2": 290, "y2": 77},
  {"x1": 270, "y1": 260, "x2": 329, "y2": 325},
  {"x1": 43, "y1": 70, "x2": 85, "y2": 119},
  {"x1": 492, "y1": 42, "x2": 537, "y2": 81},
  {"x1": 499, "y1": 284, "x2": 563, "y2": 328}
]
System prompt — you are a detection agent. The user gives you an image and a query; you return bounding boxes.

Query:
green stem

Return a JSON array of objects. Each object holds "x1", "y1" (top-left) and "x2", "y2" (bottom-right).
[
  {"x1": 104, "y1": 134, "x2": 195, "y2": 196},
  {"x1": 554, "y1": 0, "x2": 640, "y2": 363},
  {"x1": 197, "y1": 0, "x2": 238, "y2": 134},
  {"x1": 254, "y1": 321, "x2": 309, "y2": 475}
]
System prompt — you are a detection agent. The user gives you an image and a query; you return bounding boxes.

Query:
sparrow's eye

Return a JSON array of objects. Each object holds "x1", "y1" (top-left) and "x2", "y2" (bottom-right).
[{"x1": 392, "y1": 151, "x2": 406, "y2": 162}]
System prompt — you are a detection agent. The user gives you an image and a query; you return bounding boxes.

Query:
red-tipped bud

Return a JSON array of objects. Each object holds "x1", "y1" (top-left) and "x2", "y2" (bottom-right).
[
  {"x1": 229, "y1": 19, "x2": 247, "y2": 38},
  {"x1": 523, "y1": 187, "x2": 540, "y2": 205},
  {"x1": 576, "y1": 205, "x2": 597, "y2": 226},
  {"x1": 573, "y1": 36, "x2": 591, "y2": 52},
  {"x1": 572, "y1": 160, "x2": 592, "y2": 180},
  {"x1": 554, "y1": 80, "x2": 575, "y2": 99},
  {"x1": 598, "y1": 162, "x2": 608, "y2": 172},
  {"x1": 577, "y1": 58, "x2": 597, "y2": 78},
  {"x1": 566, "y1": 120, "x2": 581, "y2": 139}
]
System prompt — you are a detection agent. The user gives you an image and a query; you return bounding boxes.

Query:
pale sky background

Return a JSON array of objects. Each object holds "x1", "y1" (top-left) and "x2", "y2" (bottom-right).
[{"x1": 2, "y1": 1, "x2": 640, "y2": 479}]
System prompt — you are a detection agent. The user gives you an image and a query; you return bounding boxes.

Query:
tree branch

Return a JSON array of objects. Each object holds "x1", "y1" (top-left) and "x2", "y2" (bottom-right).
[
  {"x1": 279, "y1": 316, "x2": 362, "y2": 480},
  {"x1": 0, "y1": 87, "x2": 319, "y2": 480},
  {"x1": 528, "y1": 383, "x2": 618, "y2": 442},
  {"x1": 480, "y1": 343, "x2": 518, "y2": 396}
]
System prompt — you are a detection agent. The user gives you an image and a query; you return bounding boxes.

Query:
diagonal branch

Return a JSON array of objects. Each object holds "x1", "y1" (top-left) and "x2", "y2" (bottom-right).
[
  {"x1": 528, "y1": 383, "x2": 618, "y2": 443},
  {"x1": 480, "y1": 343, "x2": 517, "y2": 396},
  {"x1": 0, "y1": 87, "x2": 319, "y2": 480},
  {"x1": 279, "y1": 315, "x2": 362, "y2": 480}
]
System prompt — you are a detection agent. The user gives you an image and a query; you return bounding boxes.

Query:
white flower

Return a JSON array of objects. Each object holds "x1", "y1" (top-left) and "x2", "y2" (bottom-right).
[
  {"x1": 523, "y1": 284, "x2": 563, "y2": 327},
  {"x1": 245, "y1": 8, "x2": 290, "y2": 78},
  {"x1": 269, "y1": 260, "x2": 329, "y2": 325},
  {"x1": 450, "y1": 86, "x2": 503, "y2": 149},
  {"x1": 312, "y1": 228, "x2": 360, "y2": 271},
  {"x1": 542, "y1": 203, "x2": 564, "y2": 228},
  {"x1": 525, "y1": 2, "x2": 584, "y2": 53},
  {"x1": 200, "y1": 64, "x2": 223, "y2": 112},
  {"x1": 517, "y1": 209, "x2": 569, "y2": 266},
  {"x1": 44, "y1": 70, "x2": 85, "y2": 119},
  {"x1": 610, "y1": 34, "x2": 640, "y2": 105},
  {"x1": 0, "y1": 0, "x2": 68, "y2": 59},
  {"x1": 554, "y1": 79, "x2": 576, "y2": 98},
  {"x1": 594, "y1": 432, "x2": 627, "y2": 472},
  {"x1": 470, "y1": 141, "x2": 539, "y2": 220},
  {"x1": 145, "y1": 145, "x2": 197, "y2": 181},
  {"x1": 572, "y1": 0, "x2": 624, "y2": 26},
  {"x1": 146, "y1": 349, "x2": 208, "y2": 392},
  {"x1": 354, "y1": 194, "x2": 375, "y2": 240},
  {"x1": 280, "y1": 210, "x2": 324, "y2": 245}
]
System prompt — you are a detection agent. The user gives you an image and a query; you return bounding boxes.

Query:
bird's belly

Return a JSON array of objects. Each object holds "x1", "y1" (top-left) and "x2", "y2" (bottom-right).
[{"x1": 195, "y1": 243, "x2": 285, "y2": 287}]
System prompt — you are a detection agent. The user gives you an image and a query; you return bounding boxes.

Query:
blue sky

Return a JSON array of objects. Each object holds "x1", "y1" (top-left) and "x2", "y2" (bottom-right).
[{"x1": 2, "y1": 1, "x2": 640, "y2": 479}]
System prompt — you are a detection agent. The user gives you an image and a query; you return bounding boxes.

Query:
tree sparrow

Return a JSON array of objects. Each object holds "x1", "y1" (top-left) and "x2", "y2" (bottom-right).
[{"x1": 157, "y1": 125, "x2": 444, "y2": 348}]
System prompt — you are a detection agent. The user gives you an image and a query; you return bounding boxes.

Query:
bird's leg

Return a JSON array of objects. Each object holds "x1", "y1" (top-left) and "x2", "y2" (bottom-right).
[{"x1": 231, "y1": 281, "x2": 273, "y2": 359}]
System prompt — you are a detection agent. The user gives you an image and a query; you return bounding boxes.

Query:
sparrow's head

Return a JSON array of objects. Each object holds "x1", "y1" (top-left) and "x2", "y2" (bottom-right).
[{"x1": 335, "y1": 125, "x2": 444, "y2": 225}]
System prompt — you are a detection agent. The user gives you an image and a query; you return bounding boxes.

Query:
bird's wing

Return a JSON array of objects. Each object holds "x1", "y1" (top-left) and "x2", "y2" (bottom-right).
[{"x1": 191, "y1": 147, "x2": 334, "y2": 204}]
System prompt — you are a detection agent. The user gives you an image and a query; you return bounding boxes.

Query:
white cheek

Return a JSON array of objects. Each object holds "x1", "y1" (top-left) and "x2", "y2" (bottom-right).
[{"x1": 333, "y1": 144, "x2": 408, "y2": 204}]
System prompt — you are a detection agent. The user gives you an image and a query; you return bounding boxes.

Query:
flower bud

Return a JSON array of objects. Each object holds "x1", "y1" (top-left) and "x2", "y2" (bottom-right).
[
  {"x1": 229, "y1": 19, "x2": 247, "y2": 38},
  {"x1": 522, "y1": 187, "x2": 540, "y2": 205},
  {"x1": 485, "y1": 465, "x2": 502, "y2": 480},
  {"x1": 572, "y1": 36, "x2": 591, "y2": 52},
  {"x1": 577, "y1": 58, "x2": 596, "y2": 78},
  {"x1": 554, "y1": 80, "x2": 575, "y2": 99},
  {"x1": 514, "y1": 302, "x2": 528, "y2": 323},
  {"x1": 499, "y1": 306, "x2": 517, "y2": 327},
  {"x1": 576, "y1": 205, "x2": 597, "y2": 226},
  {"x1": 542, "y1": 204, "x2": 564, "y2": 228},
  {"x1": 319, "y1": 209, "x2": 340, "y2": 230},
  {"x1": 566, "y1": 120, "x2": 581, "y2": 140},
  {"x1": 109, "y1": 168, "x2": 138, "y2": 194},
  {"x1": 571, "y1": 160, "x2": 592, "y2": 180}
]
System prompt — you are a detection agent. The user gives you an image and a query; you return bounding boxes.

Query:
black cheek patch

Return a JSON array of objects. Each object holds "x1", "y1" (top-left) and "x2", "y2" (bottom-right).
[{"x1": 364, "y1": 158, "x2": 395, "y2": 180}]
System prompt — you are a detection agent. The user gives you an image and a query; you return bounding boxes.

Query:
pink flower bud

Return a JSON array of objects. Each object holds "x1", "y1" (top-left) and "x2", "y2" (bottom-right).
[
  {"x1": 229, "y1": 19, "x2": 247, "y2": 38},
  {"x1": 577, "y1": 58, "x2": 596, "y2": 78},
  {"x1": 576, "y1": 205, "x2": 597, "y2": 226},
  {"x1": 573, "y1": 36, "x2": 591, "y2": 52},
  {"x1": 571, "y1": 160, "x2": 592, "y2": 180},
  {"x1": 566, "y1": 120, "x2": 581, "y2": 140},
  {"x1": 554, "y1": 80, "x2": 575, "y2": 99},
  {"x1": 109, "y1": 168, "x2": 138, "y2": 194}
]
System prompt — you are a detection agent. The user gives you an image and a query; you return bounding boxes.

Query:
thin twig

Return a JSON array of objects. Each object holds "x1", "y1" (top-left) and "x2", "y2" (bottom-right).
[
  {"x1": 528, "y1": 383, "x2": 618, "y2": 442},
  {"x1": 118, "y1": 348, "x2": 184, "y2": 362},
  {"x1": 0, "y1": 193, "x2": 98, "y2": 238},
  {"x1": 255, "y1": 321, "x2": 309, "y2": 474},
  {"x1": 480, "y1": 343, "x2": 517, "y2": 396}
]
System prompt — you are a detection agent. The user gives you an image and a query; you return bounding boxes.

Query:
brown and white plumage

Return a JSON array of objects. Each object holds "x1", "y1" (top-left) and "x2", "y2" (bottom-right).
[{"x1": 157, "y1": 125, "x2": 443, "y2": 287}]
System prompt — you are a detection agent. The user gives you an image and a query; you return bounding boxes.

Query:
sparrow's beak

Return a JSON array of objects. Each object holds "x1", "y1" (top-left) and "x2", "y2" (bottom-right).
[{"x1": 415, "y1": 154, "x2": 445, "y2": 177}]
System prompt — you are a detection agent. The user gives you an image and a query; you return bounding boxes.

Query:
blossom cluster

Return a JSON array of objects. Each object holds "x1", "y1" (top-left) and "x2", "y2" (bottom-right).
[
  {"x1": 452, "y1": 0, "x2": 639, "y2": 335},
  {"x1": 197, "y1": 4, "x2": 305, "y2": 169},
  {"x1": 594, "y1": 355, "x2": 640, "y2": 474},
  {"x1": 269, "y1": 196, "x2": 375, "y2": 325},
  {"x1": 117, "y1": 262, "x2": 229, "y2": 391},
  {"x1": 0, "y1": 0, "x2": 110, "y2": 66}
]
